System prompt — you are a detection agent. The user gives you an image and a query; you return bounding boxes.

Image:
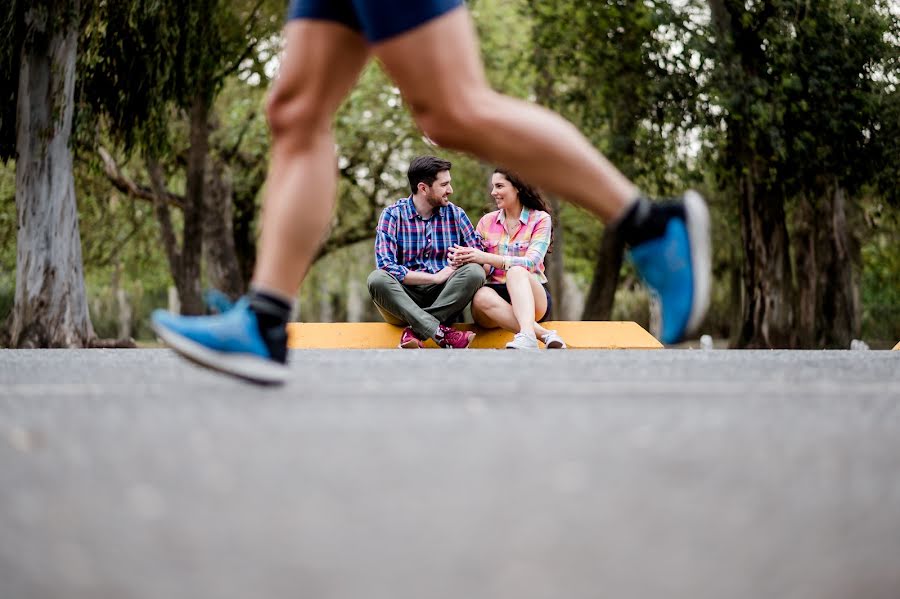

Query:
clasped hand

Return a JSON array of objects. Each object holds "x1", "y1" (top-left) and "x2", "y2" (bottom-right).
[{"x1": 448, "y1": 244, "x2": 485, "y2": 267}]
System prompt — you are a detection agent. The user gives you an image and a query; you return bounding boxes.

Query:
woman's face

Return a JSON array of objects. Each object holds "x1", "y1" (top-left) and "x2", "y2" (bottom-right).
[{"x1": 490, "y1": 172, "x2": 520, "y2": 212}]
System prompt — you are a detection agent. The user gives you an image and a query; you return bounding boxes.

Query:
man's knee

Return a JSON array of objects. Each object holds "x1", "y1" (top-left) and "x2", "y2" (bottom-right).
[
  {"x1": 456, "y1": 263, "x2": 486, "y2": 288},
  {"x1": 366, "y1": 269, "x2": 396, "y2": 296}
]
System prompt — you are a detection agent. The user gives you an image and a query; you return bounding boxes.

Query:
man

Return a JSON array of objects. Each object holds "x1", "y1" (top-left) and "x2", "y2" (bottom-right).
[
  {"x1": 152, "y1": 0, "x2": 711, "y2": 384},
  {"x1": 367, "y1": 155, "x2": 483, "y2": 349}
]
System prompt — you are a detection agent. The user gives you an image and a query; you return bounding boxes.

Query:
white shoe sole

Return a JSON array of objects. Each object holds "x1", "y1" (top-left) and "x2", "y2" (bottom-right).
[
  {"x1": 506, "y1": 335, "x2": 540, "y2": 350},
  {"x1": 152, "y1": 321, "x2": 288, "y2": 385},
  {"x1": 683, "y1": 190, "x2": 711, "y2": 336},
  {"x1": 542, "y1": 333, "x2": 567, "y2": 349}
]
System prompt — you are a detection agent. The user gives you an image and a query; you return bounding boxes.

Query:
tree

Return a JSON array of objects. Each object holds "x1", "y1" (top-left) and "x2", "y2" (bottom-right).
[
  {"x1": 526, "y1": 1, "x2": 693, "y2": 322},
  {"x1": 1, "y1": 0, "x2": 96, "y2": 347},
  {"x1": 701, "y1": 0, "x2": 900, "y2": 347},
  {"x1": 79, "y1": 0, "x2": 283, "y2": 313}
]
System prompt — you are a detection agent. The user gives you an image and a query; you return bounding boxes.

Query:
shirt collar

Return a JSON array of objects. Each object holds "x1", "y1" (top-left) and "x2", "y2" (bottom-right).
[
  {"x1": 403, "y1": 195, "x2": 445, "y2": 220},
  {"x1": 497, "y1": 207, "x2": 531, "y2": 225}
]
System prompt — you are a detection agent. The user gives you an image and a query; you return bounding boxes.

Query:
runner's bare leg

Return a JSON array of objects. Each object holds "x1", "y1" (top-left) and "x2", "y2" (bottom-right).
[
  {"x1": 374, "y1": 7, "x2": 638, "y2": 224},
  {"x1": 252, "y1": 21, "x2": 370, "y2": 297}
]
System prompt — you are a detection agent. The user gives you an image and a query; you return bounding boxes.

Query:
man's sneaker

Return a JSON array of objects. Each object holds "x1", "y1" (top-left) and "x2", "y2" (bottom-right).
[
  {"x1": 151, "y1": 298, "x2": 288, "y2": 385},
  {"x1": 437, "y1": 325, "x2": 475, "y2": 349},
  {"x1": 540, "y1": 330, "x2": 567, "y2": 349},
  {"x1": 628, "y1": 190, "x2": 711, "y2": 344},
  {"x1": 399, "y1": 327, "x2": 425, "y2": 349},
  {"x1": 506, "y1": 332, "x2": 540, "y2": 350}
]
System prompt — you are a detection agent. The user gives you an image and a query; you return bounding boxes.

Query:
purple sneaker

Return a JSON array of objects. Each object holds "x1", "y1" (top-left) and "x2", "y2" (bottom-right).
[
  {"x1": 399, "y1": 327, "x2": 425, "y2": 349},
  {"x1": 437, "y1": 325, "x2": 475, "y2": 349}
]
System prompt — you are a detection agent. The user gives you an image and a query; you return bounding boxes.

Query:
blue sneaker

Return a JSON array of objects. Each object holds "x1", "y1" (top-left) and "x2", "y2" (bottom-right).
[
  {"x1": 628, "y1": 190, "x2": 711, "y2": 344},
  {"x1": 203, "y1": 288, "x2": 235, "y2": 314},
  {"x1": 151, "y1": 298, "x2": 289, "y2": 384}
]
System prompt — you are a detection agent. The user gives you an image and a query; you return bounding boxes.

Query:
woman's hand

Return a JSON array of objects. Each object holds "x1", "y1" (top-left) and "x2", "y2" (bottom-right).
[{"x1": 448, "y1": 244, "x2": 486, "y2": 267}]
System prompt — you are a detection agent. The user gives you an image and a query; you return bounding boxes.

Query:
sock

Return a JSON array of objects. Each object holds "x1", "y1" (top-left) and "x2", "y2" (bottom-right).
[
  {"x1": 616, "y1": 196, "x2": 686, "y2": 248},
  {"x1": 247, "y1": 288, "x2": 292, "y2": 363}
]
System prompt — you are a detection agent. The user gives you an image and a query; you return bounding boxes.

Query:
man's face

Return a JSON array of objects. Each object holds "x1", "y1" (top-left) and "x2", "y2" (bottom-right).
[{"x1": 424, "y1": 170, "x2": 452, "y2": 208}]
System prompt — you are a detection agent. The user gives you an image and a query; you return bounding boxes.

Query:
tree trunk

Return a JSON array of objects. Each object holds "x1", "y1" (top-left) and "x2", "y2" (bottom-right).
[
  {"x1": 793, "y1": 193, "x2": 818, "y2": 347},
  {"x1": 821, "y1": 185, "x2": 860, "y2": 347},
  {"x1": 793, "y1": 183, "x2": 861, "y2": 348},
  {"x1": 203, "y1": 158, "x2": 245, "y2": 299},
  {"x1": 735, "y1": 169, "x2": 796, "y2": 348},
  {"x1": 231, "y1": 169, "x2": 261, "y2": 289},
  {"x1": 178, "y1": 91, "x2": 209, "y2": 315},
  {"x1": 146, "y1": 157, "x2": 184, "y2": 306},
  {"x1": 581, "y1": 225, "x2": 624, "y2": 321},
  {"x1": 9, "y1": 1, "x2": 95, "y2": 348},
  {"x1": 545, "y1": 195, "x2": 565, "y2": 320}
]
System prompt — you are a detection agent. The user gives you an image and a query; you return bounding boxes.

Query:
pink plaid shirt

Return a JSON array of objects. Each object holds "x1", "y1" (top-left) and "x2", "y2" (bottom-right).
[{"x1": 475, "y1": 207, "x2": 551, "y2": 284}]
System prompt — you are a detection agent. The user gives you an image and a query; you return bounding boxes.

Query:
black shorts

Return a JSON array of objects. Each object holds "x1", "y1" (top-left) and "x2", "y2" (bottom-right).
[
  {"x1": 485, "y1": 283, "x2": 552, "y2": 323},
  {"x1": 287, "y1": 0, "x2": 464, "y2": 43}
]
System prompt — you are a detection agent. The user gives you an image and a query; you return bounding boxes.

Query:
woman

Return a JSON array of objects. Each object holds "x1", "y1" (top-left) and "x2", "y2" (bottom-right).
[{"x1": 449, "y1": 168, "x2": 566, "y2": 349}]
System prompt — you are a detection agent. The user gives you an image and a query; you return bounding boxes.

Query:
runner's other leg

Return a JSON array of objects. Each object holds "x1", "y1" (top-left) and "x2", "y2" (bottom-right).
[{"x1": 374, "y1": 7, "x2": 710, "y2": 343}]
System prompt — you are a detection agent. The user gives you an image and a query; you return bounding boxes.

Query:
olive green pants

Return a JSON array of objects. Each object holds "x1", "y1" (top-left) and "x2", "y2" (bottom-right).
[{"x1": 366, "y1": 264, "x2": 485, "y2": 341}]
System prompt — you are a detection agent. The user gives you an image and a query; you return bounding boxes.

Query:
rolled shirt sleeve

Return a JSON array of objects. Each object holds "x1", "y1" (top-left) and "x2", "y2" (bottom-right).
[
  {"x1": 456, "y1": 207, "x2": 483, "y2": 251},
  {"x1": 374, "y1": 207, "x2": 409, "y2": 282}
]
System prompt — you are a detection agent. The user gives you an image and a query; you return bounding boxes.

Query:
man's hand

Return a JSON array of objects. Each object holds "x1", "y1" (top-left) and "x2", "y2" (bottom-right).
[{"x1": 433, "y1": 265, "x2": 458, "y2": 284}]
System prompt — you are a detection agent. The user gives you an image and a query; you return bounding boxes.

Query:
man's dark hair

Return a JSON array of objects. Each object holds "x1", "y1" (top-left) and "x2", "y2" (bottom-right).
[{"x1": 407, "y1": 155, "x2": 452, "y2": 195}]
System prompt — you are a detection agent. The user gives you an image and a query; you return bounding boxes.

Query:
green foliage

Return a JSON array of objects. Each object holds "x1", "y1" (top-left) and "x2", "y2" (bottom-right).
[
  {"x1": 0, "y1": 161, "x2": 14, "y2": 325},
  {"x1": 5, "y1": 0, "x2": 897, "y2": 341},
  {"x1": 698, "y1": 0, "x2": 900, "y2": 193},
  {"x1": 860, "y1": 200, "x2": 900, "y2": 345},
  {"x1": 77, "y1": 0, "x2": 283, "y2": 156}
]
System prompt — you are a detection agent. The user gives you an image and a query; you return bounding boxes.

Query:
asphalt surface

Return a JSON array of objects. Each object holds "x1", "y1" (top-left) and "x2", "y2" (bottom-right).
[{"x1": 1, "y1": 348, "x2": 899, "y2": 599}]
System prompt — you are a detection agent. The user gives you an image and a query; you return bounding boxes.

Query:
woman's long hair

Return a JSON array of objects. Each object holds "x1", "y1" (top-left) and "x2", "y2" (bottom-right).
[
  {"x1": 491, "y1": 167, "x2": 554, "y2": 253},
  {"x1": 492, "y1": 168, "x2": 552, "y2": 214}
]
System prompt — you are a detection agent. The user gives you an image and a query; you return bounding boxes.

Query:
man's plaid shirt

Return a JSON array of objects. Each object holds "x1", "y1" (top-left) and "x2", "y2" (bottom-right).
[{"x1": 374, "y1": 196, "x2": 482, "y2": 282}]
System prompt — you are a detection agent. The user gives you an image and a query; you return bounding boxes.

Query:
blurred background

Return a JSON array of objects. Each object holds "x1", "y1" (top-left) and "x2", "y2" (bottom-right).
[{"x1": 1, "y1": 0, "x2": 898, "y2": 349}]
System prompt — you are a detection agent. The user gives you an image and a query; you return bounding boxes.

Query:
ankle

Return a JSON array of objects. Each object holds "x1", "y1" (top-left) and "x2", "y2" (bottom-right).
[
  {"x1": 617, "y1": 196, "x2": 686, "y2": 247},
  {"x1": 247, "y1": 288, "x2": 292, "y2": 364}
]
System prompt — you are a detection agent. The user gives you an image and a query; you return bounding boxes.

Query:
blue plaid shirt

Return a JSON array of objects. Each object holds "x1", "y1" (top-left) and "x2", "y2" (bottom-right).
[{"x1": 375, "y1": 196, "x2": 482, "y2": 282}]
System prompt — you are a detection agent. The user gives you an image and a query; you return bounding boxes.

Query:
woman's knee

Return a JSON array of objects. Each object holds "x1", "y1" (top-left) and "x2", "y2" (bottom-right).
[
  {"x1": 506, "y1": 265, "x2": 530, "y2": 281},
  {"x1": 473, "y1": 287, "x2": 503, "y2": 311},
  {"x1": 472, "y1": 287, "x2": 492, "y2": 309},
  {"x1": 472, "y1": 290, "x2": 499, "y2": 325}
]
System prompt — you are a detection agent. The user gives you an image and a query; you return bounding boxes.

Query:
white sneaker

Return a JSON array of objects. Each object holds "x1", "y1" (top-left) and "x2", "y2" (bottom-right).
[
  {"x1": 541, "y1": 330, "x2": 567, "y2": 349},
  {"x1": 506, "y1": 332, "x2": 539, "y2": 350}
]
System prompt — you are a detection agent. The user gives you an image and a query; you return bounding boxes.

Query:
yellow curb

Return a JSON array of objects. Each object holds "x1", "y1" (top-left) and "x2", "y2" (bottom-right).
[
  {"x1": 893, "y1": 341, "x2": 900, "y2": 351},
  {"x1": 287, "y1": 321, "x2": 662, "y2": 349}
]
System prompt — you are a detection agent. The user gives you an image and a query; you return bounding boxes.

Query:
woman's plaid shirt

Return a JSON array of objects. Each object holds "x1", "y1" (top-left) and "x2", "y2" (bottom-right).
[{"x1": 475, "y1": 207, "x2": 552, "y2": 284}]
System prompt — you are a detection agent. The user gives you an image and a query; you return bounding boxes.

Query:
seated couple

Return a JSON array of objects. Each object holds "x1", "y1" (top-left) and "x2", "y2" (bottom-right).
[{"x1": 366, "y1": 155, "x2": 567, "y2": 350}]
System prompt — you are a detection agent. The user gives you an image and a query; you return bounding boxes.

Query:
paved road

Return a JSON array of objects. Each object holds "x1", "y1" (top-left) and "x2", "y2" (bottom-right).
[{"x1": 1, "y1": 349, "x2": 899, "y2": 599}]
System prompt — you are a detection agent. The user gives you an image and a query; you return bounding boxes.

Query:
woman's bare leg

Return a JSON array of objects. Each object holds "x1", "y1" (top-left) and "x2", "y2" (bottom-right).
[{"x1": 472, "y1": 278, "x2": 552, "y2": 338}]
